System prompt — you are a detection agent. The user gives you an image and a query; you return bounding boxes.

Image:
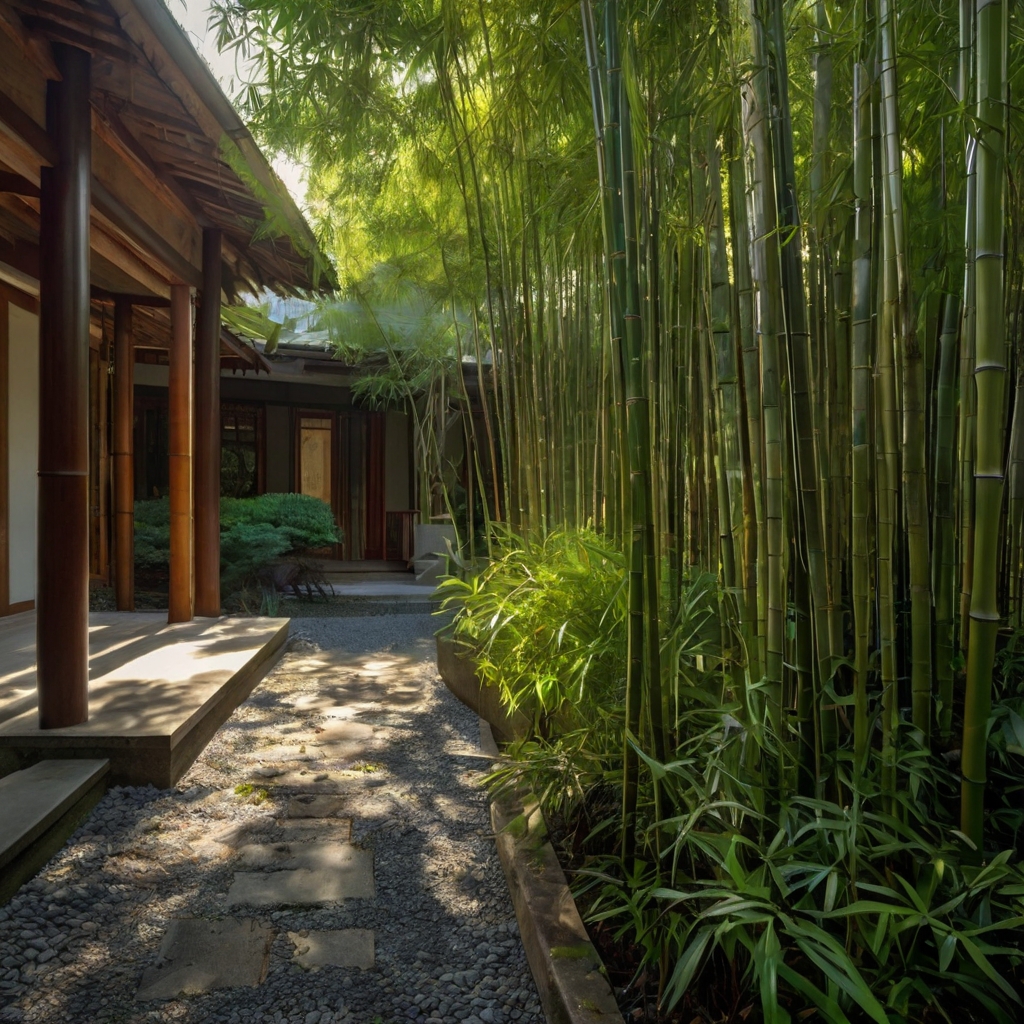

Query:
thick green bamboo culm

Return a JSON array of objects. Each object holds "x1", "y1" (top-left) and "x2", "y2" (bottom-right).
[
  {"x1": 742, "y1": 4, "x2": 786, "y2": 753},
  {"x1": 217, "y1": 0, "x2": 1024, "y2": 879},
  {"x1": 961, "y1": 0, "x2": 1007, "y2": 850},
  {"x1": 933, "y1": 292, "x2": 960, "y2": 743},
  {"x1": 850, "y1": 59, "x2": 873, "y2": 767}
]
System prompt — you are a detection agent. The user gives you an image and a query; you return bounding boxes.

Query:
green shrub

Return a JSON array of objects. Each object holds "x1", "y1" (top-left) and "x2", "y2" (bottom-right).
[
  {"x1": 133, "y1": 493, "x2": 340, "y2": 593},
  {"x1": 437, "y1": 529, "x2": 628, "y2": 732},
  {"x1": 134, "y1": 498, "x2": 170, "y2": 568},
  {"x1": 439, "y1": 532, "x2": 1024, "y2": 1022},
  {"x1": 220, "y1": 492, "x2": 339, "y2": 550}
]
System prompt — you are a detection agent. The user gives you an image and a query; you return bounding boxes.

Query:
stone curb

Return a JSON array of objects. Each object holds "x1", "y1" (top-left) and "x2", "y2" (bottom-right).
[
  {"x1": 488, "y1": 775, "x2": 623, "y2": 1024},
  {"x1": 436, "y1": 635, "x2": 533, "y2": 743}
]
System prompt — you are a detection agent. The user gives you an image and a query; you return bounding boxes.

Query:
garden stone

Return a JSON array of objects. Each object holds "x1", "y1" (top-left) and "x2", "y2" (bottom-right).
[
  {"x1": 285, "y1": 795, "x2": 349, "y2": 819},
  {"x1": 135, "y1": 918, "x2": 273, "y2": 1000},
  {"x1": 288, "y1": 930, "x2": 374, "y2": 970}
]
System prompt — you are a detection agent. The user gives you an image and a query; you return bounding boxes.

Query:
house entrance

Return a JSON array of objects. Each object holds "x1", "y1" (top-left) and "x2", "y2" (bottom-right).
[
  {"x1": 338, "y1": 412, "x2": 385, "y2": 561},
  {"x1": 295, "y1": 410, "x2": 386, "y2": 562}
]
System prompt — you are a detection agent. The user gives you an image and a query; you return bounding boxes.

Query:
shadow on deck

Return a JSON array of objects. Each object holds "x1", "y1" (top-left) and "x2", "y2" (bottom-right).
[{"x1": 0, "y1": 612, "x2": 289, "y2": 787}]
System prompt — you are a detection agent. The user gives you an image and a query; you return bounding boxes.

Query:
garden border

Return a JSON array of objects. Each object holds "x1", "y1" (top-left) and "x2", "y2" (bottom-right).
[{"x1": 490, "y1": 780, "x2": 624, "y2": 1024}]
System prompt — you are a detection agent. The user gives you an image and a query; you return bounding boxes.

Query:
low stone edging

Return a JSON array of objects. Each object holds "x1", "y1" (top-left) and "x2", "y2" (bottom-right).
[
  {"x1": 435, "y1": 634, "x2": 532, "y2": 743},
  {"x1": 490, "y1": 788, "x2": 624, "y2": 1024},
  {"x1": 437, "y1": 636, "x2": 624, "y2": 1023}
]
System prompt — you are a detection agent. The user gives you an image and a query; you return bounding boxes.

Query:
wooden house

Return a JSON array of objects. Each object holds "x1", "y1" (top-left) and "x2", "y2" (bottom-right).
[{"x1": 0, "y1": 0, "x2": 325, "y2": 730}]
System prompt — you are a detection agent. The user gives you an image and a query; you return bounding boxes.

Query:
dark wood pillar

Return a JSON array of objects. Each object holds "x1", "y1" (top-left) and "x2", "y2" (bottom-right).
[
  {"x1": 112, "y1": 298, "x2": 134, "y2": 610},
  {"x1": 37, "y1": 45, "x2": 91, "y2": 728},
  {"x1": 194, "y1": 229, "x2": 222, "y2": 617},
  {"x1": 168, "y1": 284, "x2": 193, "y2": 623}
]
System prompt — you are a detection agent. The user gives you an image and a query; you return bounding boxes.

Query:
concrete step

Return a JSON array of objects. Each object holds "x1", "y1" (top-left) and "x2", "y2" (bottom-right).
[
  {"x1": 0, "y1": 758, "x2": 109, "y2": 903},
  {"x1": 414, "y1": 557, "x2": 448, "y2": 585}
]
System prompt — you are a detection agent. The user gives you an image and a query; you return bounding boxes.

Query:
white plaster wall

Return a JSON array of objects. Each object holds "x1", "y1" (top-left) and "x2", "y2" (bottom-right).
[{"x1": 8, "y1": 304, "x2": 39, "y2": 604}]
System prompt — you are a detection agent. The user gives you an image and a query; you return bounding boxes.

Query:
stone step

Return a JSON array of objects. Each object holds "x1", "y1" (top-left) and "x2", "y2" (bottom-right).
[
  {"x1": 414, "y1": 557, "x2": 447, "y2": 585},
  {"x1": 288, "y1": 928, "x2": 374, "y2": 970},
  {"x1": 226, "y1": 843, "x2": 374, "y2": 907},
  {"x1": 0, "y1": 758, "x2": 109, "y2": 903},
  {"x1": 135, "y1": 917, "x2": 273, "y2": 1001}
]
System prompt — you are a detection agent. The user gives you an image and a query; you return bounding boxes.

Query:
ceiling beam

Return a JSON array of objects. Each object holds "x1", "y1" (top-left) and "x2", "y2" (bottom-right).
[
  {"x1": 0, "y1": 4, "x2": 59, "y2": 80},
  {"x1": 0, "y1": 170, "x2": 36, "y2": 196}
]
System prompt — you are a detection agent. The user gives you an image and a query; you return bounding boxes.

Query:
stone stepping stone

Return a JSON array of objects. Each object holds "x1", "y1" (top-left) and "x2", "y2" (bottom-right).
[
  {"x1": 226, "y1": 847, "x2": 374, "y2": 907},
  {"x1": 135, "y1": 918, "x2": 273, "y2": 1001},
  {"x1": 275, "y1": 818, "x2": 353, "y2": 843},
  {"x1": 245, "y1": 744, "x2": 322, "y2": 764},
  {"x1": 317, "y1": 703, "x2": 377, "y2": 720},
  {"x1": 310, "y1": 721, "x2": 374, "y2": 742},
  {"x1": 236, "y1": 840, "x2": 362, "y2": 871},
  {"x1": 246, "y1": 769, "x2": 350, "y2": 792},
  {"x1": 286, "y1": 794, "x2": 349, "y2": 818},
  {"x1": 288, "y1": 929, "x2": 375, "y2": 970}
]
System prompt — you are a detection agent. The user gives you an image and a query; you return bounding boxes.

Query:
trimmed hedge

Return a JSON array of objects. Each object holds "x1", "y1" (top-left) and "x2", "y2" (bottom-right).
[{"x1": 134, "y1": 493, "x2": 340, "y2": 591}]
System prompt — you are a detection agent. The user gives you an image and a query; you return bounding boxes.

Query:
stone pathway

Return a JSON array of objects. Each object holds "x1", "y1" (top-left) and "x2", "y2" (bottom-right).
[{"x1": 0, "y1": 614, "x2": 544, "y2": 1024}]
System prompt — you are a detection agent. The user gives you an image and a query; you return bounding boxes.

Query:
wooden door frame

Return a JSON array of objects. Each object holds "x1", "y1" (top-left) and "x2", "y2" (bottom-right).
[
  {"x1": 335, "y1": 410, "x2": 386, "y2": 562},
  {"x1": 0, "y1": 282, "x2": 41, "y2": 617},
  {"x1": 294, "y1": 408, "x2": 340, "y2": 556},
  {"x1": 365, "y1": 411, "x2": 386, "y2": 561}
]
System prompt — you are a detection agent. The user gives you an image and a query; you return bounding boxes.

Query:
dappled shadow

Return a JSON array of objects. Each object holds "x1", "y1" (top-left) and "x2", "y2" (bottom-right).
[
  {"x1": 0, "y1": 617, "x2": 286, "y2": 744},
  {"x1": 0, "y1": 615, "x2": 541, "y2": 1024}
]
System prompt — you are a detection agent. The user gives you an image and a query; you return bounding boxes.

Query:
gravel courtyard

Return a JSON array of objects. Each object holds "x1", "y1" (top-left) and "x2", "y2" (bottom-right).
[{"x1": 0, "y1": 613, "x2": 543, "y2": 1024}]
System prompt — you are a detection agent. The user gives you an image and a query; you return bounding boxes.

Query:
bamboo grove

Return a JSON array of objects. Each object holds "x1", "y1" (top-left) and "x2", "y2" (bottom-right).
[{"x1": 214, "y1": 0, "x2": 1024, "y2": 854}]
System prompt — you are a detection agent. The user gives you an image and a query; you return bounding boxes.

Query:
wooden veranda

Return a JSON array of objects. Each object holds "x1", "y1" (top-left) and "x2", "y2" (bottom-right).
[{"x1": 0, "y1": 0, "x2": 327, "y2": 732}]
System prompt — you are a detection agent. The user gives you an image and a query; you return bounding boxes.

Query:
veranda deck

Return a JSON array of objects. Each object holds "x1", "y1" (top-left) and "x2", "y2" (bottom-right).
[{"x1": 0, "y1": 612, "x2": 288, "y2": 787}]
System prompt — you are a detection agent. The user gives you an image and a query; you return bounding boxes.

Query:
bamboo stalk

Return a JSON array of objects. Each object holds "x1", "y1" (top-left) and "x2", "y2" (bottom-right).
[{"x1": 961, "y1": 0, "x2": 1007, "y2": 852}]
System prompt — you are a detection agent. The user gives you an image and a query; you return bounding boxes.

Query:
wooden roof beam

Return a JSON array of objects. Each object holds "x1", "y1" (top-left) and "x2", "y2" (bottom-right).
[
  {"x1": 0, "y1": 170, "x2": 37, "y2": 196},
  {"x1": 107, "y1": 0, "x2": 323, "y2": 275},
  {"x1": 91, "y1": 286, "x2": 169, "y2": 307},
  {"x1": 0, "y1": 3, "x2": 60, "y2": 80},
  {"x1": 93, "y1": 100, "x2": 213, "y2": 230},
  {"x1": 0, "y1": 89, "x2": 55, "y2": 167},
  {"x1": 92, "y1": 179, "x2": 200, "y2": 288}
]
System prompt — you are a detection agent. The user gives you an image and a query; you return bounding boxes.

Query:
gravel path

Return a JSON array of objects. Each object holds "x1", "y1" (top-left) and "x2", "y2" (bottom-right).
[{"x1": 0, "y1": 614, "x2": 543, "y2": 1024}]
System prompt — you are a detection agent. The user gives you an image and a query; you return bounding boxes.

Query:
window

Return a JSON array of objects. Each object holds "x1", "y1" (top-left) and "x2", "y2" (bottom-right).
[{"x1": 222, "y1": 403, "x2": 264, "y2": 497}]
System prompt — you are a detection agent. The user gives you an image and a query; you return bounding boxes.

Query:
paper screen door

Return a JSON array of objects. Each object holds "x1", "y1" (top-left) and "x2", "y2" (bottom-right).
[{"x1": 298, "y1": 415, "x2": 333, "y2": 507}]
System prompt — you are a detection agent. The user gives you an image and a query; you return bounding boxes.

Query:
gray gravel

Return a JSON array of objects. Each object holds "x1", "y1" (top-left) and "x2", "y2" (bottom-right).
[{"x1": 0, "y1": 613, "x2": 543, "y2": 1024}]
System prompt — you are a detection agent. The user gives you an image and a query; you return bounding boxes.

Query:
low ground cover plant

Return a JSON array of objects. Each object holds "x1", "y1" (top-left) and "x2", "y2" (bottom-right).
[
  {"x1": 134, "y1": 493, "x2": 339, "y2": 596},
  {"x1": 439, "y1": 530, "x2": 1024, "y2": 1023}
]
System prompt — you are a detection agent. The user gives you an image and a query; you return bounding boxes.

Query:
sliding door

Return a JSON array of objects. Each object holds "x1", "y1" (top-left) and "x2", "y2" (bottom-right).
[
  {"x1": 338, "y1": 412, "x2": 385, "y2": 561},
  {"x1": 297, "y1": 413, "x2": 334, "y2": 508}
]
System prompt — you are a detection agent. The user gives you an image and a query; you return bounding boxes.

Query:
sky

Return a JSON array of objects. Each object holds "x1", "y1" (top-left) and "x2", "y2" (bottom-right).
[{"x1": 165, "y1": 0, "x2": 308, "y2": 207}]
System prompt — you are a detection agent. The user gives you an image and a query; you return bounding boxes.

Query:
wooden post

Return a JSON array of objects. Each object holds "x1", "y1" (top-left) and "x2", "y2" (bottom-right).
[
  {"x1": 96, "y1": 345, "x2": 110, "y2": 581},
  {"x1": 168, "y1": 283, "x2": 193, "y2": 623},
  {"x1": 194, "y1": 229, "x2": 222, "y2": 617},
  {"x1": 37, "y1": 44, "x2": 91, "y2": 728},
  {"x1": 112, "y1": 298, "x2": 134, "y2": 610}
]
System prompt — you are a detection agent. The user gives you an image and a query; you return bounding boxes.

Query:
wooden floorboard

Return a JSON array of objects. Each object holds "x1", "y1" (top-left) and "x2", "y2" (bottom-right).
[{"x1": 0, "y1": 613, "x2": 289, "y2": 786}]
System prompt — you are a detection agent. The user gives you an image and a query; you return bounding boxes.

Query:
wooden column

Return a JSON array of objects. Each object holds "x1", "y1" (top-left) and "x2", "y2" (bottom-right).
[
  {"x1": 112, "y1": 298, "x2": 134, "y2": 610},
  {"x1": 37, "y1": 45, "x2": 91, "y2": 728},
  {"x1": 194, "y1": 229, "x2": 222, "y2": 617},
  {"x1": 168, "y1": 284, "x2": 193, "y2": 623}
]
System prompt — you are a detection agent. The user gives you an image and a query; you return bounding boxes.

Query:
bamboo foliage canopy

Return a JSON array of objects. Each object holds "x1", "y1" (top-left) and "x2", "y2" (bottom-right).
[{"x1": 213, "y1": 0, "x2": 1024, "y2": 854}]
